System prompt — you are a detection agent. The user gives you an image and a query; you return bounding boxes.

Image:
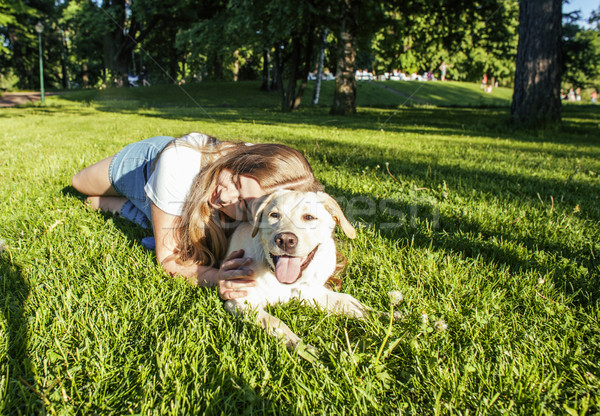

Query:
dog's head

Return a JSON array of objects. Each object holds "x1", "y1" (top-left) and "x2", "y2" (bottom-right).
[{"x1": 249, "y1": 190, "x2": 356, "y2": 285}]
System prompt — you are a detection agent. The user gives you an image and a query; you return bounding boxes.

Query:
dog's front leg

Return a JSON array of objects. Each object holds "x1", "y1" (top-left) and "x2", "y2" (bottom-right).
[
  {"x1": 255, "y1": 308, "x2": 303, "y2": 350},
  {"x1": 310, "y1": 291, "x2": 371, "y2": 319},
  {"x1": 224, "y1": 300, "x2": 302, "y2": 350}
]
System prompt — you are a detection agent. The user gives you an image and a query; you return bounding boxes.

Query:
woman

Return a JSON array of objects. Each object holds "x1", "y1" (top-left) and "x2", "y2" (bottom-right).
[{"x1": 71, "y1": 133, "x2": 323, "y2": 300}]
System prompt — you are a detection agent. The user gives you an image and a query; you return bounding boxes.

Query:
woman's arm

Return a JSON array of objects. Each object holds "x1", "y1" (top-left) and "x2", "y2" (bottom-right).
[{"x1": 150, "y1": 203, "x2": 255, "y2": 298}]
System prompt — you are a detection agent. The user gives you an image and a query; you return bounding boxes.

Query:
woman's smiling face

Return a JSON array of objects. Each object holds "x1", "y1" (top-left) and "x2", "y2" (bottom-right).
[{"x1": 210, "y1": 169, "x2": 265, "y2": 220}]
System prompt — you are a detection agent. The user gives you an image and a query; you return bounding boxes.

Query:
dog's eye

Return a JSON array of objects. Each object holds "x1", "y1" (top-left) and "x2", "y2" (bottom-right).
[
  {"x1": 269, "y1": 212, "x2": 281, "y2": 219},
  {"x1": 303, "y1": 214, "x2": 317, "y2": 221}
]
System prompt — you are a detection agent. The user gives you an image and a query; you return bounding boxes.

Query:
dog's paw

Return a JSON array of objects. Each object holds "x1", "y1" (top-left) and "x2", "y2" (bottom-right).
[
  {"x1": 295, "y1": 340, "x2": 320, "y2": 363},
  {"x1": 223, "y1": 300, "x2": 242, "y2": 316}
]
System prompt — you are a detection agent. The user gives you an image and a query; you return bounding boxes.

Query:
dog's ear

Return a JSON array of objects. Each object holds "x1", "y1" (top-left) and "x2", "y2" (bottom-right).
[
  {"x1": 319, "y1": 192, "x2": 357, "y2": 239},
  {"x1": 250, "y1": 192, "x2": 279, "y2": 238}
]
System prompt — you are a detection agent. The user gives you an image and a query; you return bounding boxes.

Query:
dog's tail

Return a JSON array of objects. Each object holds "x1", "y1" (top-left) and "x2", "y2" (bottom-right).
[{"x1": 325, "y1": 250, "x2": 348, "y2": 291}]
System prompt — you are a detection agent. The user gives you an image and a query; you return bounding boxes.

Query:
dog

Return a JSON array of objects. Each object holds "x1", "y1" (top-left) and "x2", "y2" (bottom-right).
[{"x1": 224, "y1": 190, "x2": 370, "y2": 351}]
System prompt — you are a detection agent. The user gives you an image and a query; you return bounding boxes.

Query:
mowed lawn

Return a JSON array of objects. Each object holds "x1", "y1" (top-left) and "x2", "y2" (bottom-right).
[{"x1": 0, "y1": 81, "x2": 599, "y2": 414}]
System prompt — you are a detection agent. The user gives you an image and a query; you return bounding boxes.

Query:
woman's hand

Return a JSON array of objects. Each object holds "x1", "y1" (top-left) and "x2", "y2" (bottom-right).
[{"x1": 217, "y1": 249, "x2": 257, "y2": 300}]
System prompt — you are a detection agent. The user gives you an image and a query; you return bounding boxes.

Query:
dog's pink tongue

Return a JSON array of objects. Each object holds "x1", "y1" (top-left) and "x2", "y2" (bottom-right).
[{"x1": 275, "y1": 256, "x2": 301, "y2": 284}]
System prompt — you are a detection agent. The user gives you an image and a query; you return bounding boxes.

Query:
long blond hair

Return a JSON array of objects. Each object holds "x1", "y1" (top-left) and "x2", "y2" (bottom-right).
[{"x1": 175, "y1": 143, "x2": 324, "y2": 266}]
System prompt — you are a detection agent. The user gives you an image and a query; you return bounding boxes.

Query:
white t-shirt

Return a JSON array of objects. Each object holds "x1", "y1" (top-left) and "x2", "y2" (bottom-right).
[{"x1": 144, "y1": 133, "x2": 219, "y2": 216}]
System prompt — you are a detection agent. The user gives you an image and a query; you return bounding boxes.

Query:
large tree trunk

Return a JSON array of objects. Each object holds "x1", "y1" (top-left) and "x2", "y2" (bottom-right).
[
  {"x1": 510, "y1": 0, "x2": 562, "y2": 127},
  {"x1": 103, "y1": 0, "x2": 136, "y2": 87},
  {"x1": 331, "y1": 6, "x2": 357, "y2": 115},
  {"x1": 102, "y1": 0, "x2": 158, "y2": 87}
]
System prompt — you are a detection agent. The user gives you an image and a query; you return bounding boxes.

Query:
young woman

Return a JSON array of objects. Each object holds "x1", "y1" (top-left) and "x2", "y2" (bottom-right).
[{"x1": 71, "y1": 133, "x2": 323, "y2": 300}]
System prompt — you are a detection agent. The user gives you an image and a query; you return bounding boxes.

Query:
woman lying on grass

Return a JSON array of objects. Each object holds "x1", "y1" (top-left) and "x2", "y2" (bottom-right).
[{"x1": 72, "y1": 133, "x2": 323, "y2": 300}]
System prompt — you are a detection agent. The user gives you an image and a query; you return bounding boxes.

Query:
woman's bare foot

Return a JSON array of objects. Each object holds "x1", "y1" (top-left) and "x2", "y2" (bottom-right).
[{"x1": 86, "y1": 196, "x2": 127, "y2": 215}]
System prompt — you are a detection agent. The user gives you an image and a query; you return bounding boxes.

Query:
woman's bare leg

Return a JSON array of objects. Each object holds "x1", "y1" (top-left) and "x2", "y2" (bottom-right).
[
  {"x1": 72, "y1": 155, "x2": 119, "y2": 196},
  {"x1": 72, "y1": 155, "x2": 127, "y2": 214},
  {"x1": 86, "y1": 195, "x2": 127, "y2": 214}
]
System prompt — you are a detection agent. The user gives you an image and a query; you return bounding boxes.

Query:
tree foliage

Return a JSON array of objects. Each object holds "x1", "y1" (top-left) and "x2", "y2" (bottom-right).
[
  {"x1": 562, "y1": 20, "x2": 600, "y2": 89},
  {"x1": 371, "y1": 0, "x2": 519, "y2": 85}
]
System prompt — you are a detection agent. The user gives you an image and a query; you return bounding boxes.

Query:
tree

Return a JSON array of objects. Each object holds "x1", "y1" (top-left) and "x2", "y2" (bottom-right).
[
  {"x1": 330, "y1": 1, "x2": 358, "y2": 115},
  {"x1": 371, "y1": 0, "x2": 519, "y2": 85},
  {"x1": 330, "y1": 0, "x2": 383, "y2": 115},
  {"x1": 1, "y1": 0, "x2": 55, "y2": 89},
  {"x1": 510, "y1": 0, "x2": 562, "y2": 127},
  {"x1": 101, "y1": 0, "x2": 196, "y2": 86},
  {"x1": 562, "y1": 18, "x2": 600, "y2": 89},
  {"x1": 60, "y1": 0, "x2": 107, "y2": 87}
]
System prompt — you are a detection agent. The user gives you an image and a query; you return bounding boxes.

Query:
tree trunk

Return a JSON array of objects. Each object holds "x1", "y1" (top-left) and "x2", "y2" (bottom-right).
[
  {"x1": 271, "y1": 48, "x2": 279, "y2": 91},
  {"x1": 260, "y1": 49, "x2": 271, "y2": 91},
  {"x1": 282, "y1": 36, "x2": 301, "y2": 112},
  {"x1": 169, "y1": 26, "x2": 178, "y2": 81},
  {"x1": 60, "y1": 34, "x2": 69, "y2": 89},
  {"x1": 210, "y1": 52, "x2": 224, "y2": 80},
  {"x1": 103, "y1": 0, "x2": 136, "y2": 87},
  {"x1": 331, "y1": 7, "x2": 357, "y2": 115},
  {"x1": 274, "y1": 45, "x2": 285, "y2": 102},
  {"x1": 292, "y1": 25, "x2": 315, "y2": 111},
  {"x1": 313, "y1": 28, "x2": 328, "y2": 105},
  {"x1": 510, "y1": 0, "x2": 562, "y2": 127},
  {"x1": 232, "y1": 50, "x2": 239, "y2": 82}
]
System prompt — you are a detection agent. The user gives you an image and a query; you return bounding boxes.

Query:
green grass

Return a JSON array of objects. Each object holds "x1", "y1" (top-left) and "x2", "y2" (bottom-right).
[
  {"x1": 57, "y1": 79, "x2": 515, "y2": 110},
  {"x1": 1, "y1": 81, "x2": 599, "y2": 414}
]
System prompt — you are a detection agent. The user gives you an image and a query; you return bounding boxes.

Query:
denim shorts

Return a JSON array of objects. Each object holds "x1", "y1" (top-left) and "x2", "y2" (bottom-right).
[{"x1": 108, "y1": 135, "x2": 175, "y2": 227}]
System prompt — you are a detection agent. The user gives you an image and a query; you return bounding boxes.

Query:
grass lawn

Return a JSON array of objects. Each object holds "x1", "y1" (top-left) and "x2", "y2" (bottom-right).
[{"x1": 1, "y1": 81, "x2": 599, "y2": 414}]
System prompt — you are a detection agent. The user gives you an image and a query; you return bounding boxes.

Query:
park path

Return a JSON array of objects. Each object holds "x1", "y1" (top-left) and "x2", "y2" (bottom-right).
[{"x1": 0, "y1": 92, "x2": 59, "y2": 107}]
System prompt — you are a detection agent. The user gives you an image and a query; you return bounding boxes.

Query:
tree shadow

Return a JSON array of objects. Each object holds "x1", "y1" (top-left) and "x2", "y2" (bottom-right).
[
  {"x1": 322, "y1": 179, "x2": 600, "y2": 308},
  {"x1": 293, "y1": 133, "x2": 600, "y2": 223},
  {"x1": 69, "y1": 101, "x2": 599, "y2": 148},
  {"x1": 0, "y1": 255, "x2": 43, "y2": 413}
]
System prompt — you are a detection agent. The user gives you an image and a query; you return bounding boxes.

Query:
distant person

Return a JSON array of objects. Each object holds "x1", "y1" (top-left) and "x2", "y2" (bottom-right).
[
  {"x1": 439, "y1": 61, "x2": 448, "y2": 81},
  {"x1": 568, "y1": 88, "x2": 575, "y2": 102},
  {"x1": 480, "y1": 74, "x2": 487, "y2": 90},
  {"x1": 592, "y1": 90, "x2": 597, "y2": 103},
  {"x1": 575, "y1": 87, "x2": 581, "y2": 102},
  {"x1": 71, "y1": 133, "x2": 323, "y2": 301},
  {"x1": 140, "y1": 66, "x2": 150, "y2": 86}
]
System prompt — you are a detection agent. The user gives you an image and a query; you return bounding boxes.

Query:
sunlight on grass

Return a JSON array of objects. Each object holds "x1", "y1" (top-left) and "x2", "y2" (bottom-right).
[{"x1": 1, "y1": 82, "x2": 599, "y2": 414}]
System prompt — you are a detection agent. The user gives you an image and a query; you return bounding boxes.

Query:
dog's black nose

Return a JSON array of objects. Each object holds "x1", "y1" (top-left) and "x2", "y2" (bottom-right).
[{"x1": 274, "y1": 232, "x2": 298, "y2": 252}]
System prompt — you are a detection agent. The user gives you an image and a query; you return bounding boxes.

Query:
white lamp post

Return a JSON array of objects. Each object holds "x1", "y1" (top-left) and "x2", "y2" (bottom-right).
[{"x1": 35, "y1": 21, "x2": 45, "y2": 104}]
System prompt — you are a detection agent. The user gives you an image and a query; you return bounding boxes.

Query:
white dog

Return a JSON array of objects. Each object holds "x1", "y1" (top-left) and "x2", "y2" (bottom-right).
[{"x1": 224, "y1": 190, "x2": 370, "y2": 350}]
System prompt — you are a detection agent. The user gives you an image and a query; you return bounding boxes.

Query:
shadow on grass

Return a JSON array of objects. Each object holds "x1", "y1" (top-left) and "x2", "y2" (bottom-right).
[
  {"x1": 300, "y1": 134, "x2": 600, "y2": 221},
  {"x1": 0, "y1": 256, "x2": 42, "y2": 413},
  {"x1": 60, "y1": 186, "x2": 153, "y2": 249},
  {"x1": 73, "y1": 102, "x2": 600, "y2": 149},
  {"x1": 323, "y1": 179, "x2": 600, "y2": 307}
]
